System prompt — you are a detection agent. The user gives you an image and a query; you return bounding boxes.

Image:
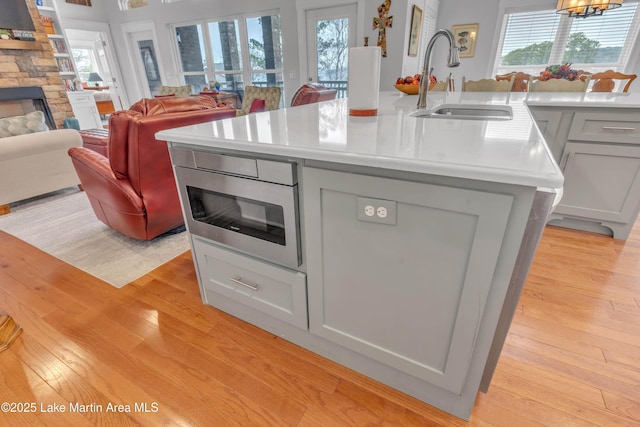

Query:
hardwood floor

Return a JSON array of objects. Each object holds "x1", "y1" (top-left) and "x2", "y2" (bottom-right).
[{"x1": 0, "y1": 222, "x2": 639, "y2": 426}]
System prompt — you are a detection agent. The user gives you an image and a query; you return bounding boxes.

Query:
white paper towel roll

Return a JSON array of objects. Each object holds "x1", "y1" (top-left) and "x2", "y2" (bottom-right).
[{"x1": 347, "y1": 47, "x2": 381, "y2": 116}]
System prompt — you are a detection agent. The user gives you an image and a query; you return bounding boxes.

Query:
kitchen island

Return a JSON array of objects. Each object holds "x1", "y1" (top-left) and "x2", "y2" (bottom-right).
[{"x1": 157, "y1": 91, "x2": 562, "y2": 420}]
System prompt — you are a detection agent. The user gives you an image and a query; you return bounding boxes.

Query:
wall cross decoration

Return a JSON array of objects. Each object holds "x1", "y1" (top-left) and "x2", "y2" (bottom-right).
[{"x1": 373, "y1": 0, "x2": 393, "y2": 57}]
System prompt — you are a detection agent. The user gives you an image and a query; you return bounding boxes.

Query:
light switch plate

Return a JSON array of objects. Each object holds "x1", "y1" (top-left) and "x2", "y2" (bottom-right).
[{"x1": 357, "y1": 197, "x2": 397, "y2": 225}]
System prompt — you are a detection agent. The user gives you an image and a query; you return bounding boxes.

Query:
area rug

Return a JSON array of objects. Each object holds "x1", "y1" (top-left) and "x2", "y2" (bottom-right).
[{"x1": 0, "y1": 188, "x2": 190, "y2": 288}]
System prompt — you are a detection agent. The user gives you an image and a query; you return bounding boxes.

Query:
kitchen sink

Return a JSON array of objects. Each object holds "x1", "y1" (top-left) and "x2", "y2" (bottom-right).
[{"x1": 411, "y1": 104, "x2": 513, "y2": 121}]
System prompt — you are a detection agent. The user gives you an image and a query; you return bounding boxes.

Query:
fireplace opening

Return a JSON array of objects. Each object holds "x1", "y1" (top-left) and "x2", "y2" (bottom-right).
[{"x1": 0, "y1": 87, "x2": 56, "y2": 130}]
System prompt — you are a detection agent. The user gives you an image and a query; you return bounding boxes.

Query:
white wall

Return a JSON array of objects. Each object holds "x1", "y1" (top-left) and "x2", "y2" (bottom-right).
[
  {"x1": 429, "y1": 0, "x2": 501, "y2": 83},
  {"x1": 363, "y1": 0, "x2": 409, "y2": 90}
]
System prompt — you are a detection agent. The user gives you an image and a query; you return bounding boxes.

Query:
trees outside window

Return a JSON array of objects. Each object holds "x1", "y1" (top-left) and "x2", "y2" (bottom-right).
[{"x1": 316, "y1": 18, "x2": 349, "y2": 82}]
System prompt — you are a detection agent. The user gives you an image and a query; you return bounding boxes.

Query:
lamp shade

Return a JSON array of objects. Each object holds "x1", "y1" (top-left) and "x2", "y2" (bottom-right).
[
  {"x1": 557, "y1": 0, "x2": 623, "y2": 18},
  {"x1": 87, "y1": 72, "x2": 103, "y2": 85}
]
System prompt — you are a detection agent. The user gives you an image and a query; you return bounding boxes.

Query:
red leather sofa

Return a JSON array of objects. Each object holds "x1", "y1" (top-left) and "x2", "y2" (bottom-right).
[{"x1": 68, "y1": 96, "x2": 236, "y2": 240}]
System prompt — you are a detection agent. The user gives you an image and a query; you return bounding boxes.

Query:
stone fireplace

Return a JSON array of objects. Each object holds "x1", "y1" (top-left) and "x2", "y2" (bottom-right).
[{"x1": 0, "y1": 0, "x2": 72, "y2": 129}]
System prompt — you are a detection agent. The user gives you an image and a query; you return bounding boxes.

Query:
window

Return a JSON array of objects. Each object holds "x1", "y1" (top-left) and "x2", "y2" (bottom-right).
[
  {"x1": 173, "y1": 13, "x2": 284, "y2": 105},
  {"x1": 72, "y1": 47, "x2": 97, "y2": 83},
  {"x1": 493, "y1": 2, "x2": 640, "y2": 76}
]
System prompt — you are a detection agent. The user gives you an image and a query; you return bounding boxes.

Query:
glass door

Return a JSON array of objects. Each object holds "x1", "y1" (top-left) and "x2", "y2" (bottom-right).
[
  {"x1": 305, "y1": 4, "x2": 356, "y2": 98},
  {"x1": 129, "y1": 30, "x2": 162, "y2": 98}
]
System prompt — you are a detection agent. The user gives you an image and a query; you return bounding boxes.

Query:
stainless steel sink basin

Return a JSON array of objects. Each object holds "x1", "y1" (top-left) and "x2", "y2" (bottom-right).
[{"x1": 411, "y1": 104, "x2": 513, "y2": 121}]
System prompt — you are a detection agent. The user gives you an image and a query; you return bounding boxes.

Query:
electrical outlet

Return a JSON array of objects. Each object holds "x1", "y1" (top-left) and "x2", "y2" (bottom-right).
[
  {"x1": 357, "y1": 197, "x2": 396, "y2": 225},
  {"x1": 364, "y1": 205, "x2": 375, "y2": 216}
]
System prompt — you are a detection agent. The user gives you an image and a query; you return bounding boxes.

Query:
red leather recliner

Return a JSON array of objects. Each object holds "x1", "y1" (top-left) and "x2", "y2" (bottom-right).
[
  {"x1": 68, "y1": 96, "x2": 236, "y2": 240},
  {"x1": 290, "y1": 83, "x2": 338, "y2": 106}
]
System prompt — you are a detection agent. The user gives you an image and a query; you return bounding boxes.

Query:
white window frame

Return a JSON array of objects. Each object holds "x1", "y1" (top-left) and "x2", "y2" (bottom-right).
[
  {"x1": 489, "y1": 0, "x2": 640, "y2": 77},
  {"x1": 171, "y1": 10, "x2": 284, "y2": 91},
  {"x1": 69, "y1": 42, "x2": 100, "y2": 82}
]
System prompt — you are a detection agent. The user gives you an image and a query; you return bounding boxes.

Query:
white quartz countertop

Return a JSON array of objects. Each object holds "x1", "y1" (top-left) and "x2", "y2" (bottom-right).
[{"x1": 157, "y1": 91, "x2": 567, "y2": 189}]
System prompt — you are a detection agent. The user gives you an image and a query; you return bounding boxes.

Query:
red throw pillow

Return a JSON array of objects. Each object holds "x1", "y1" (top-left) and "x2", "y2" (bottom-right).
[{"x1": 249, "y1": 98, "x2": 266, "y2": 113}]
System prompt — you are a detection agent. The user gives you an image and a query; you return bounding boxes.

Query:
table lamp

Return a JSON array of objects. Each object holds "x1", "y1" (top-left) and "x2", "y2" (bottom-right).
[{"x1": 87, "y1": 72, "x2": 103, "y2": 87}]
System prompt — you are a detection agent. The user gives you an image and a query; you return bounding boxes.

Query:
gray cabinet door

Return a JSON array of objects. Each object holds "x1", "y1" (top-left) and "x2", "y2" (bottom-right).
[
  {"x1": 303, "y1": 167, "x2": 514, "y2": 395},
  {"x1": 556, "y1": 142, "x2": 640, "y2": 224}
]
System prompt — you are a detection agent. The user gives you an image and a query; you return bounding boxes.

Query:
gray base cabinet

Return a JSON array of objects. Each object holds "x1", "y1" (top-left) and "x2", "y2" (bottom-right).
[
  {"x1": 303, "y1": 167, "x2": 514, "y2": 395},
  {"x1": 552, "y1": 143, "x2": 640, "y2": 238},
  {"x1": 176, "y1": 147, "x2": 548, "y2": 421},
  {"x1": 529, "y1": 106, "x2": 640, "y2": 239}
]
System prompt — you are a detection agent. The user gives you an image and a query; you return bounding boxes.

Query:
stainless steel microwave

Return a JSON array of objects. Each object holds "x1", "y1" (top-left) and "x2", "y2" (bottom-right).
[{"x1": 172, "y1": 148, "x2": 301, "y2": 269}]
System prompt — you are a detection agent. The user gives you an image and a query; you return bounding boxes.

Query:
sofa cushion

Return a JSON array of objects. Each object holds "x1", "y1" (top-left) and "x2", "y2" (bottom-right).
[
  {"x1": 0, "y1": 111, "x2": 49, "y2": 138},
  {"x1": 238, "y1": 86, "x2": 281, "y2": 116},
  {"x1": 249, "y1": 98, "x2": 266, "y2": 113}
]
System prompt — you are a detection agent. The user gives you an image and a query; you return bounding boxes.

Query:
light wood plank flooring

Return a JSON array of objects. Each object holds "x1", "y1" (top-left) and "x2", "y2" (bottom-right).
[{"x1": 0, "y1": 222, "x2": 639, "y2": 426}]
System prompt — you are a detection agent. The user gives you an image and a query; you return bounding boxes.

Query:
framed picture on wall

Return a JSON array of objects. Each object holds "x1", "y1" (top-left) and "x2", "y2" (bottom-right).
[
  {"x1": 452, "y1": 23, "x2": 478, "y2": 58},
  {"x1": 408, "y1": 5, "x2": 422, "y2": 57}
]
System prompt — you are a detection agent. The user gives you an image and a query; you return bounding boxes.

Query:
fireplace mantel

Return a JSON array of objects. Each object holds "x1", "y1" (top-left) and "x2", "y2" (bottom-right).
[{"x1": 0, "y1": 40, "x2": 41, "y2": 50}]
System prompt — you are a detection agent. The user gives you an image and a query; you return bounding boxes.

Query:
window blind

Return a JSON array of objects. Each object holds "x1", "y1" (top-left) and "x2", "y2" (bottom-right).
[
  {"x1": 566, "y1": 3, "x2": 639, "y2": 66},
  {"x1": 499, "y1": 10, "x2": 560, "y2": 65},
  {"x1": 494, "y1": 2, "x2": 640, "y2": 76}
]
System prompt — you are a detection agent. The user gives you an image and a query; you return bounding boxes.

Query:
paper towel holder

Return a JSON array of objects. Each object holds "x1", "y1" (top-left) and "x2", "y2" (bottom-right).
[{"x1": 347, "y1": 46, "x2": 381, "y2": 117}]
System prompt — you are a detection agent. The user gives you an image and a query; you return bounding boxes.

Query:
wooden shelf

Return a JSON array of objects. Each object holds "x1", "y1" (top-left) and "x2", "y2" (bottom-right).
[{"x1": 0, "y1": 39, "x2": 40, "y2": 50}]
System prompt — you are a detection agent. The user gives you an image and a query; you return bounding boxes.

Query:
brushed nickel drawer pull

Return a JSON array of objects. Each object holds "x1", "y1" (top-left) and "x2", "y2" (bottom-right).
[
  {"x1": 602, "y1": 126, "x2": 636, "y2": 131},
  {"x1": 230, "y1": 276, "x2": 259, "y2": 291}
]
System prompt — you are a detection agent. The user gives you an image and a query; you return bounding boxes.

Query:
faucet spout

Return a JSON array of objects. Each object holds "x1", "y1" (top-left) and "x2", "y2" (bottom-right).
[{"x1": 416, "y1": 29, "x2": 460, "y2": 110}]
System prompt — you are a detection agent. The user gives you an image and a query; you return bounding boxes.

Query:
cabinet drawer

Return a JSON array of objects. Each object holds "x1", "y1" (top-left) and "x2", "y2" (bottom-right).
[
  {"x1": 193, "y1": 237, "x2": 308, "y2": 329},
  {"x1": 568, "y1": 112, "x2": 640, "y2": 144}
]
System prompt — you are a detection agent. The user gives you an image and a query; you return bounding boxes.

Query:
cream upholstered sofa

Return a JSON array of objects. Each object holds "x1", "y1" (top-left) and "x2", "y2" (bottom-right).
[{"x1": 0, "y1": 111, "x2": 81, "y2": 213}]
